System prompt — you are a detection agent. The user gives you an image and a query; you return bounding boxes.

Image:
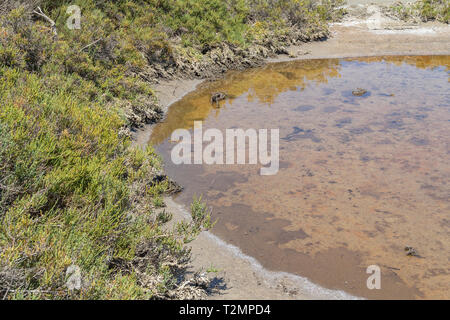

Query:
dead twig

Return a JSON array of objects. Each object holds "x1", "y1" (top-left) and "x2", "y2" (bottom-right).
[
  {"x1": 32, "y1": 6, "x2": 57, "y2": 36},
  {"x1": 79, "y1": 38, "x2": 103, "y2": 53}
]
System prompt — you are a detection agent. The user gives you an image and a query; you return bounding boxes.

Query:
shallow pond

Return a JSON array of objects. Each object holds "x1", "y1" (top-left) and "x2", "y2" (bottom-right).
[{"x1": 149, "y1": 56, "x2": 450, "y2": 299}]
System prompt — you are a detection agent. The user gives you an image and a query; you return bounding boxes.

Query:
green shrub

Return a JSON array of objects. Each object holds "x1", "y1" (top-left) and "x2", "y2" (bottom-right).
[
  {"x1": 390, "y1": 0, "x2": 449, "y2": 23},
  {"x1": 0, "y1": 3, "x2": 212, "y2": 299}
]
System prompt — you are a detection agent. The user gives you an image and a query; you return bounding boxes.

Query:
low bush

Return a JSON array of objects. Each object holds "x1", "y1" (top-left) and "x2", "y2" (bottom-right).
[{"x1": 389, "y1": 0, "x2": 449, "y2": 24}]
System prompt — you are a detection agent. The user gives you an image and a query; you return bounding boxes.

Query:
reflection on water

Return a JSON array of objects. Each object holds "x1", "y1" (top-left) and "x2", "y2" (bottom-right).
[{"x1": 150, "y1": 56, "x2": 450, "y2": 299}]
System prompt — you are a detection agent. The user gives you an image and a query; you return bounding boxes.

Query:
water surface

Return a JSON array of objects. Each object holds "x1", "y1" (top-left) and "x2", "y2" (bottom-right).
[{"x1": 150, "y1": 56, "x2": 450, "y2": 299}]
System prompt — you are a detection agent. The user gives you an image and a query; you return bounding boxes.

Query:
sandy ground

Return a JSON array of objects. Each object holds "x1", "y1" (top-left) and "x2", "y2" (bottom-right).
[
  {"x1": 273, "y1": 3, "x2": 450, "y2": 62},
  {"x1": 134, "y1": 3, "x2": 450, "y2": 300}
]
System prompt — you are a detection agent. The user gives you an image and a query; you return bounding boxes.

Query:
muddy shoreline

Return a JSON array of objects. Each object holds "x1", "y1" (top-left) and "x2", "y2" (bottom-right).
[{"x1": 134, "y1": 7, "x2": 450, "y2": 300}]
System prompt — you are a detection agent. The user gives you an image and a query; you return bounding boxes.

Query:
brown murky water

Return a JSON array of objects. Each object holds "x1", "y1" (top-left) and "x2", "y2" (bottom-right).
[{"x1": 150, "y1": 56, "x2": 450, "y2": 299}]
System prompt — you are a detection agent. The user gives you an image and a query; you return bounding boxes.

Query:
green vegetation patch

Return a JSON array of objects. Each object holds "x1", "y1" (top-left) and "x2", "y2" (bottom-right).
[
  {"x1": 389, "y1": 0, "x2": 449, "y2": 24},
  {"x1": 0, "y1": 63, "x2": 214, "y2": 299}
]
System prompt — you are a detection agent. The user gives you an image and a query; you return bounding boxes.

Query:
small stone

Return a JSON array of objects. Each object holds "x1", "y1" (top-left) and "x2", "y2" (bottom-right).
[
  {"x1": 210, "y1": 92, "x2": 227, "y2": 104},
  {"x1": 405, "y1": 246, "x2": 418, "y2": 257},
  {"x1": 288, "y1": 50, "x2": 297, "y2": 58},
  {"x1": 352, "y1": 88, "x2": 368, "y2": 96}
]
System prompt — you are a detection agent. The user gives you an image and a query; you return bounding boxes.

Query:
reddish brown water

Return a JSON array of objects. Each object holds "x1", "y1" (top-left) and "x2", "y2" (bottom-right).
[{"x1": 150, "y1": 56, "x2": 450, "y2": 299}]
